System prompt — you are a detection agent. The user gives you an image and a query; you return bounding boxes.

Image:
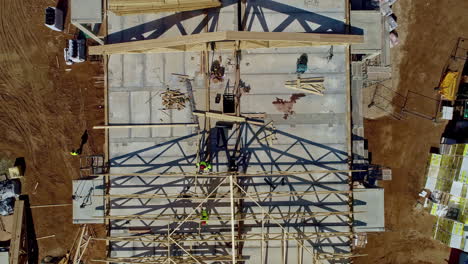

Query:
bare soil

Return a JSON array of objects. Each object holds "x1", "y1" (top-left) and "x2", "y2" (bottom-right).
[
  {"x1": 355, "y1": 0, "x2": 468, "y2": 263},
  {"x1": 0, "y1": 0, "x2": 105, "y2": 261}
]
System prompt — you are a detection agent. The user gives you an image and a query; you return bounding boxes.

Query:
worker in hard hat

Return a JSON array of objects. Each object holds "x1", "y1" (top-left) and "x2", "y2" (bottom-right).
[
  {"x1": 196, "y1": 161, "x2": 212, "y2": 172},
  {"x1": 200, "y1": 209, "x2": 209, "y2": 225}
]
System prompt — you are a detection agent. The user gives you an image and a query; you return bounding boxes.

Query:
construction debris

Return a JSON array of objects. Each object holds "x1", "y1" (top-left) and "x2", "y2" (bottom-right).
[
  {"x1": 210, "y1": 59, "x2": 225, "y2": 83},
  {"x1": 161, "y1": 89, "x2": 190, "y2": 110},
  {"x1": 285, "y1": 77, "x2": 325, "y2": 95}
]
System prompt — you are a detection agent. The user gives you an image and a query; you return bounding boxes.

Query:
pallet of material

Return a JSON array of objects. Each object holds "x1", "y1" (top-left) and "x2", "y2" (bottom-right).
[
  {"x1": 109, "y1": 0, "x2": 221, "y2": 16},
  {"x1": 284, "y1": 77, "x2": 325, "y2": 95}
]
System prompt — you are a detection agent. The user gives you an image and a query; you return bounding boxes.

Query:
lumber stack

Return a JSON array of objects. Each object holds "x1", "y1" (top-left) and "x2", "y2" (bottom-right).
[
  {"x1": 109, "y1": 0, "x2": 221, "y2": 16},
  {"x1": 161, "y1": 89, "x2": 189, "y2": 110},
  {"x1": 284, "y1": 77, "x2": 325, "y2": 95}
]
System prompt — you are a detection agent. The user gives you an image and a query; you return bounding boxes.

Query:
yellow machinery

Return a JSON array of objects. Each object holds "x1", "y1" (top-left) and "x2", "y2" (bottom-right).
[{"x1": 439, "y1": 71, "x2": 460, "y2": 101}]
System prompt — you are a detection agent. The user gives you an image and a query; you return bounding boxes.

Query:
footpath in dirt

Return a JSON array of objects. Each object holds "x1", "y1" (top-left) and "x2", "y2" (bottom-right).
[{"x1": 355, "y1": 0, "x2": 468, "y2": 263}]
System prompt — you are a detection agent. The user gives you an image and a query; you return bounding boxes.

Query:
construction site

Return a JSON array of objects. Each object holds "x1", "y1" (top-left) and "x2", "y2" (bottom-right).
[{"x1": 2, "y1": 0, "x2": 468, "y2": 264}]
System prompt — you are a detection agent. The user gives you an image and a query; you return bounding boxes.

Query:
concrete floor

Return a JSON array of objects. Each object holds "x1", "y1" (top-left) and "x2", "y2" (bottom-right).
[{"x1": 106, "y1": 1, "x2": 354, "y2": 263}]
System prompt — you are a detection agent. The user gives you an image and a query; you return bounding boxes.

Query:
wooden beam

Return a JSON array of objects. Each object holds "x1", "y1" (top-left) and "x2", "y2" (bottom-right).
[
  {"x1": 99, "y1": 210, "x2": 363, "y2": 221},
  {"x1": 72, "y1": 226, "x2": 86, "y2": 264},
  {"x1": 10, "y1": 200, "x2": 25, "y2": 264},
  {"x1": 194, "y1": 111, "x2": 264, "y2": 125},
  {"x1": 99, "y1": 190, "x2": 355, "y2": 200},
  {"x1": 30, "y1": 203, "x2": 72, "y2": 208},
  {"x1": 96, "y1": 231, "x2": 354, "y2": 243},
  {"x1": 229, "y1": 175, "x2": 236, "y2": 264},
  {"x1": 93, "y1": 123, "x2": 198, "y2": 129},
  {"x1": 194, "y1": 111, "x2": 246, "y2": 122},
  {"x1": 89, "y1": 31, "x2": 364, "y2": 55},
  {"x1": 109, "y1": 0, "x2": 221, "y2": 16},
  {"x1": 92, "y1": 169, "x2": 363, "y2": 178},
  {"x1": 94, "y1": 255, "x2": 242, "y2": 264},
  {"x1": 71, "y1": 22, "x2": 105, "y2": 45}
]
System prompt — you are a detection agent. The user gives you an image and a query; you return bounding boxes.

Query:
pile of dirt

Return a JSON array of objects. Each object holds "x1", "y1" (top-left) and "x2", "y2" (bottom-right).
[
  {"x1": 0, "y1": 0, "x2": 105, "y2": 261},
  {"x1": 355, "y1": 0, "x2": 468, "y2": 263}
]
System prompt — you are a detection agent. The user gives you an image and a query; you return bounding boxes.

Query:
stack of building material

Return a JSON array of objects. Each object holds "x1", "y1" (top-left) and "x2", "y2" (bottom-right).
[
  {"x1": 284, "y1": 77, "x2": 325, "y2": 95},
  {"x1": 422, "y1": 144, "x2": 468, "y2": 251},
  {"x1": 109, "y1": 0, "x2": 221, "y2": 16},
  {"x1": 161, "y1": 90, "x2": 189, "y2": 110}
]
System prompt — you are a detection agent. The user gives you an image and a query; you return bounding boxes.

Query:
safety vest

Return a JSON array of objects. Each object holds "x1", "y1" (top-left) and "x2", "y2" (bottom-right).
[
  {"x1": 197, "y1": 161, "x2": 212, "y2": 171},
  {"x1": 70, "y1": 151, "x2": 79, "y2": 156},
  {"x1": 201, "y1": 210, "x2": 209, "y2": 220}
]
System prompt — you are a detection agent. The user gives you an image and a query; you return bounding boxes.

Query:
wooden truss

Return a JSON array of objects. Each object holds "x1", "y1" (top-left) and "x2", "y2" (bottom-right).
[
  {"x1": 88, "y1": 31, "x2": 364, "y2": 55},
  {"x1": 99, "y1": 177, "x2": 357, "y2": 263},
  {"x1": 109, "y1": 0, "x2": 222, "y2": 16},
  {"x1": 93, "y1": 168, "x2": 361, "y2": 178},
  {"x1": 70, "y1": 225, "x2": 93, "y2": 264},
  {"x1": 95, "y1": 255, "x2": 242, "y2": 264},
  {"x1": 97, "y1": 231, "x2": 354, "y2": 243},
  {"x1": 101, "y1": 189, "x2": 355, "y2": 200},
  {"x1": 100, "y1": 210, "x2": 360, "y2": 222}
]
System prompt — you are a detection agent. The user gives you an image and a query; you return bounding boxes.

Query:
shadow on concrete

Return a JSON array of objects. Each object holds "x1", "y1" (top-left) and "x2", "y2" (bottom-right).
[{"x1": 106, "y1": 0, "x2": 363, "y2": 44}]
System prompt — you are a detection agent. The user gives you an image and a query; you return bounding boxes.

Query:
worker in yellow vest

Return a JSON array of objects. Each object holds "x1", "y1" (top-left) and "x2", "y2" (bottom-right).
[
  {"x1": 200, "y1": 209, "x2": 209, "y2": 225},
  {"x1": 196, "y1": 161, "x2": 212, "y2": 172},
  {"x1": 70, "y1": 150, "x2": 80, "y2": 156}
]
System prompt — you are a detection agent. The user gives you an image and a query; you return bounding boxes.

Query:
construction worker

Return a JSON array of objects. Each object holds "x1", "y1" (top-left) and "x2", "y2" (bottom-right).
[
  {"x1": 200, "y1": 209, "x2": 209, "y2": 225},
  {"x1": 196, "y1": 161, "x2": 212, "y2": 172},
  {"x1": 70, "y1": 150, "x2": 79, "y2": 156}
]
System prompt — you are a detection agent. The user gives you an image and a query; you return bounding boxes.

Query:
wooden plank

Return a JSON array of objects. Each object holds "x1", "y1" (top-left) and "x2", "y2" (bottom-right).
[
  {"x1": 194, "y1": 111, "x2": 265, "y2": 125},
  {"x1": 93, "y1": 169, "x2": 363, "y2": 177},
  {"x1": 99, "y1": 190, "x2": 355, "y2": 200},
  {"x1": 93, "y1": 123, "x2": 198, "y2": 129},
  {"x1": 109, "y1": 0, "x2": 221, "y2": 15},
  {"x1": 226, "y1": 31, "x2": 363, "y2": 44},
  {"x1": 100, "y1": 210, "x2": 363, "y2": 221},
  {"x1": 71, "y1": 22, "x2": 104, "y2": 45},
  {"x1": 89, "y1": 31, "x2": 227, "y2": 54},
  {"x1": 193, "y1": 111, "x2": 246, "y2": 122},
  {"x1": 30, "y1": 203, "x2": 72, "y2": 208},
  {"x1": 10, "y1": 200, "x2": 25, "y2": 264},
  {"x1": 89, "y1": 31, "x2": 364, "y2": 55}
]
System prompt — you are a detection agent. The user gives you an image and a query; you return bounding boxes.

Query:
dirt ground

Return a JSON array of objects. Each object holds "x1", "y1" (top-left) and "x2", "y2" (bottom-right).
[
  {"x1": 1, "y1": 0, "x2": 468, "y2": 263},
  {"x1": 355, "y1": 0, "x2": 468, "y2": 263},
  {"x1": 0, "y1": 0, "x2": 105, "y2": 261}
]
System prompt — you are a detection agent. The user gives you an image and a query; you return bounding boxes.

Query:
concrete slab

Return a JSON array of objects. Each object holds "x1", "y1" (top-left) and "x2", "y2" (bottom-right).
[
  {"x1": 106, "y1": 1, "x2": 356, "y2": 262},
  {"x1": 72, "y1": 178, "x2": 105, "y2": 224},
  {"x1": 353, "y1": 188, "x2": 385, "y2": 232}
]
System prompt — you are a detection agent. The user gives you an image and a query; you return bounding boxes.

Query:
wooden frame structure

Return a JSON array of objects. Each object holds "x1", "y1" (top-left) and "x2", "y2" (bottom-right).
[
  {"x1": 98, "y1": 2, "x2": 367, "y2": 263},
  {"x1": 109, "y1": 0, "x2": 221, "y2": 16},
  {"x1": 89, "y1": 31, "x2": 364, "y2": 55},
  {"x1": 96, "y1": 170, "x2": 364, "y2": 263}
]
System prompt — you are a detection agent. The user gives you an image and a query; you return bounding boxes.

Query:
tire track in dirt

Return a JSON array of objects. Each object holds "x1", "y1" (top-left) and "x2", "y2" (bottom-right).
[
  {"x1": 356, "y1": 0, "x2": 468, "y2": 263},
  {"x1": 0, "y1": 0, "x2": 106, "y2": 259}
]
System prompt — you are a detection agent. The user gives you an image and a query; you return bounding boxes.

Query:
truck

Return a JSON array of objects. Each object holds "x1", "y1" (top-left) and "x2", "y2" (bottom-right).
[{"x1": 44, "y1": 7, "x2": 63, "y2": 31}]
